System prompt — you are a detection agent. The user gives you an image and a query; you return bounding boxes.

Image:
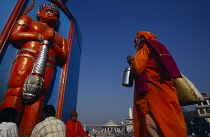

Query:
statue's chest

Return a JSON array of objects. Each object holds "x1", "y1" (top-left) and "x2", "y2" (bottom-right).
[{"x1": 29, "y1": 21, "x2": 49, "y2": 33}]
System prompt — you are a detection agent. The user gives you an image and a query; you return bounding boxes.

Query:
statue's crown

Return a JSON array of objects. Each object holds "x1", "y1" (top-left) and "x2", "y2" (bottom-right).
[{"x1": 39, "y1": 3, "x2": 59, "y2": 13}]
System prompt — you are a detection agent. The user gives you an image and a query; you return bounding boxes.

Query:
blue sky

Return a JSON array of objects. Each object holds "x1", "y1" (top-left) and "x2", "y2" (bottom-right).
[{"x1": 66, "y1": 0, "x2": 210, "y2": 125}]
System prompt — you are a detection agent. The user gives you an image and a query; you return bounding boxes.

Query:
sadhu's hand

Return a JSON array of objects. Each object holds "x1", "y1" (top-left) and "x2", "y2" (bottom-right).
[{"x1": 127, "y1": 55, "x2": 133, "y2": 65}]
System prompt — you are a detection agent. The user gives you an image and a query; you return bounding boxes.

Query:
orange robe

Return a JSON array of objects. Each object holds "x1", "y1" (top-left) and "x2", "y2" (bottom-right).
[
  {"x1": 130, "y1": 44, "x2": 187, "y2": 137},
  {"x1": 65, "y1": 119, "x2": 86, "y2": 137}
]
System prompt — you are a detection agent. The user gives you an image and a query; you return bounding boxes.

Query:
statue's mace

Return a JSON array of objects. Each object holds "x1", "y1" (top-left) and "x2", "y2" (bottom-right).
[{"x1": 23, "y1": 40, "x2": 49, "y2": 103}]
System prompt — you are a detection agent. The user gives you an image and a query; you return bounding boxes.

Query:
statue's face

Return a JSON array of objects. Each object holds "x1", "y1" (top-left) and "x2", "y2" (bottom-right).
[
  {"x1": 40, "y1": 8, "x2": 59, "y2": 21},
  {"x1": 39, "y1": 8, "x2": 59, "y2": 27}
]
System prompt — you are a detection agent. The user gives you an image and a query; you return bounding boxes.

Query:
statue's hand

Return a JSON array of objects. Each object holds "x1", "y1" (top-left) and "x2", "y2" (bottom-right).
[
  {"x1": 42, "y1": 28, "x2": 56, "y2": 47},
  {"x1": 42, "y1": 28, "x2": 55, "y2": 41}
]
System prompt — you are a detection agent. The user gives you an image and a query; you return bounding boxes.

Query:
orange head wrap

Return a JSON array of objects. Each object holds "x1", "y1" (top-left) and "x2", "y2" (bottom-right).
[
  {"x1": 135, "y1": 31, "x2": 157, "y2": 40},
  {"x1": 70, "y1": 110, "x2": 78, "y2": 117}
]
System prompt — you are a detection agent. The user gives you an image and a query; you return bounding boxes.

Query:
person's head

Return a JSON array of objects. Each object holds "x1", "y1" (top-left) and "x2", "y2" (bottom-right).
[
  {"x1": 134, "y1": 31, "x2": 157, "y2": 50},
  {"x1": 37, "y1": 3, "x2": 60, "y2": 28},
  {"x1": 70, "y1": 110, "x2": 78, "y2": 122},
  {"x1": 42, "y1": 105, "x2": 56, "y2": 118},
  {"x1": 86, "y1": 131, "x2": 89, "y2": 135},
  {"x1": 1, "y1": 107, "x2": 18, "y2": 123}
]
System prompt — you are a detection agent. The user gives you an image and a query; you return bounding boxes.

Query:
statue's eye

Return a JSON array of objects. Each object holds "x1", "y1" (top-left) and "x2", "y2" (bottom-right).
[
  {"x1": 44, "y1": 9, "x2": 59, "y2": 18},
  {"x1": 45, "y1": 9, "x2": 53, "y2": 14}
]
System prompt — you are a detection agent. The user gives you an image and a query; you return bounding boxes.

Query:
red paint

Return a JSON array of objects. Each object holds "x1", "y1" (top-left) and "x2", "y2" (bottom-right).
[{"x1": 56, "y1": 21, "x2": 75, "y2": 119}]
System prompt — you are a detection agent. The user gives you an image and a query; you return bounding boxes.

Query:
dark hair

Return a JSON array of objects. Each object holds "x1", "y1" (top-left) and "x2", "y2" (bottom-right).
[
  {"x1": 42, "y1": 105, "x2": 56, "y2": 117},
  {"x1": 1, "y1": 107, "x2": 18, "y2": 123}
]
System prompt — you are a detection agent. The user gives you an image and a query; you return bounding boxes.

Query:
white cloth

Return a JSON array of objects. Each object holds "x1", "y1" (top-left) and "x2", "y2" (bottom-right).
[
  {"x1": 31, "y1": 116, "x2": 66, "y2": 137},
  {"x1": 0, "y1": 122, "x2": 18, "y2": 137}
]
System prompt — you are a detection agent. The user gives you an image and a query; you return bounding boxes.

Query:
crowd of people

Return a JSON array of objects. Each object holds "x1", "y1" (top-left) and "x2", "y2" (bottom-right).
[{"x1": 0, "y1": 106, "x2": 90, "y2": 137}]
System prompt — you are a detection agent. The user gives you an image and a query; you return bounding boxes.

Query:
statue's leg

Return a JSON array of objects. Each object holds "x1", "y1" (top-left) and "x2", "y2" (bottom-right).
[
  {"x1": 19, "y1": 66, "x2": 54, "y2": 136},
  {"x1": 19, "y1": 100, "x2": 44, "y2": 136},
  {"x1": 1, "y1": 87, "x2": 24, "y2": 124},
  {"x1": 1, "y1": 57, "x2": 33, "y2": 122}
]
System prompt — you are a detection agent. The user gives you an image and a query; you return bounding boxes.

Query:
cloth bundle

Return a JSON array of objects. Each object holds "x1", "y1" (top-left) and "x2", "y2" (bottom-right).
[{"x1": 173, "y1": 73, "x2": 204, "y2": 106}]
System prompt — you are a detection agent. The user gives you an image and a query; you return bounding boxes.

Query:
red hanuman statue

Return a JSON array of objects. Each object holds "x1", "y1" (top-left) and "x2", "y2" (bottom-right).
[{"x1": 1, "y1": 3, "x2": 67, "y2": 136}]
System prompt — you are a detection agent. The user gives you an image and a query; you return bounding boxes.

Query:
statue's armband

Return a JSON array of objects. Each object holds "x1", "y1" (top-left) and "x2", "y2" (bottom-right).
[{"x1": 16, "y1": 20, "x2": 30, "y2": 28}]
